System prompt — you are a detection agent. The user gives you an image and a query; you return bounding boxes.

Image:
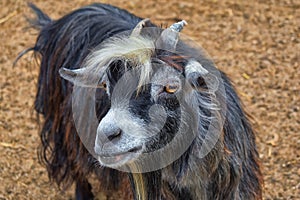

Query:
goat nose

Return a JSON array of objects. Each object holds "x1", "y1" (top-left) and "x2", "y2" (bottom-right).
[
  {"x1": 106, "y1": 128, "x2": 122, "y2": 141},
  {"x1": 98, "y1": 123, "x2": 122, "y2": 142},
  {"x1": 97, "y1": 111, "x2": 122, "y2": 143}
]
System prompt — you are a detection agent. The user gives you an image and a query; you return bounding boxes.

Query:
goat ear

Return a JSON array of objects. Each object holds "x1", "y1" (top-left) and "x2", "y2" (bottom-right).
[
  {"x1": 59, "y1": 67, "x2": 88, "y2": 83},
  {"x1": 59, "y1": 67, "x2": 102, "y2": 87},
  {"x1": 185, "y1": 60, "x2": 219, "y2": 92}
]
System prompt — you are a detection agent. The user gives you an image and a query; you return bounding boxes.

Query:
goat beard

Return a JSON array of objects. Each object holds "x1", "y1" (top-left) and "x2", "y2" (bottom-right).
[{"x1": 127, "y1": 163, "x2": 162, "y2": 200}]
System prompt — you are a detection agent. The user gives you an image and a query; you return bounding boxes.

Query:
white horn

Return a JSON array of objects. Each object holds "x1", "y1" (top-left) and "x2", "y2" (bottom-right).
[
  {"x1": 155, "y1": 20, "x2": 188, "y2": 51},
  {"x1": 169, "y1": 20, "x2": 188, "y2": 32},
  {"x1": 131, "y1": 18, "x2": 151, "y2": 37}
]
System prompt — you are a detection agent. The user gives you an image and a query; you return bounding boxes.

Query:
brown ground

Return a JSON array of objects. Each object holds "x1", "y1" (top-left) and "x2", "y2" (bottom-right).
[{"x1": 0, "y1": 0, "x2": 299, "y2": 199}]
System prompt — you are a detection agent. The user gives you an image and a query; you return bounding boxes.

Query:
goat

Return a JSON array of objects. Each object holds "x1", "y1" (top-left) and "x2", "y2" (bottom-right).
[{"x1": 21, "y1": 3, "x2": 263, "y2": 200}]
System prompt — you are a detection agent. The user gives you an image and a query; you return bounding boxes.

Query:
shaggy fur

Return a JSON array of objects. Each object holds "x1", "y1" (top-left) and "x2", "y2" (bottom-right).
[{"x1": 23, "y1": 3, "x2": 262, "y2": 200}]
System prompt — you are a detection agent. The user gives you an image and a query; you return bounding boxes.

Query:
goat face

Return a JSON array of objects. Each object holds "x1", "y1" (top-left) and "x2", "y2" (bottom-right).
[
  {"x1": 95, "y1": 60, "x2": 191, "y2": 169},
  {"x1": 59, "y1": 26, "x2": 224, "y2": 173}
]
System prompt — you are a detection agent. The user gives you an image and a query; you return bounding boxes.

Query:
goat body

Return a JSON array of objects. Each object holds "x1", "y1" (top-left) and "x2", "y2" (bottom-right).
[{"x1": 25, "y1": 3, "x2": 262, "y2": 200}]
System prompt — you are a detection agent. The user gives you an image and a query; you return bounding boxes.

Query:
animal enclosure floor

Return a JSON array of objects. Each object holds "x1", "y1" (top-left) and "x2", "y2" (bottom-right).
[{"x1": 0, "y1": 0, "x2": 299, "y2": 199}]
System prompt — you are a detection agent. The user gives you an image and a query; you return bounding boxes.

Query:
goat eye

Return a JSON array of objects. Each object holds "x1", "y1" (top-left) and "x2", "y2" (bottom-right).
[{"x1": 165, "y1": 84, "x2": 178, "y2": 94}]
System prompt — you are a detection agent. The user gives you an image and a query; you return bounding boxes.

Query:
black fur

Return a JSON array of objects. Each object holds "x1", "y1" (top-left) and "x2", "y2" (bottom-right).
[{"x1": 22, "y1": 3, "x2": 262, "y2": 200}]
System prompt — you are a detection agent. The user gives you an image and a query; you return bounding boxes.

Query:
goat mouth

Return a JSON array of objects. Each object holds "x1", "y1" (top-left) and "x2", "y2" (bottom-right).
[{"x1": 96, "y1": 146, "x2": 143, "y2": 167}]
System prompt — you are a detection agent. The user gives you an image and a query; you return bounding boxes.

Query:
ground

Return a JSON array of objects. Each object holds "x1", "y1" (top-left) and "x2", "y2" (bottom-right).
[{"x1": 0, "y1": 0, "x2": 299, "y2": 199}]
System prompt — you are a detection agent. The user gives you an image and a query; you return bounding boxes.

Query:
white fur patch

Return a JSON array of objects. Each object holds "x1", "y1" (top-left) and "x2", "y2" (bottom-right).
[
  {"x1": 83, "y1": 34, "x2": 155, "y2": 90},
  {"x1": 185, "y1": 59, "x2": 208, "y2": 75}
]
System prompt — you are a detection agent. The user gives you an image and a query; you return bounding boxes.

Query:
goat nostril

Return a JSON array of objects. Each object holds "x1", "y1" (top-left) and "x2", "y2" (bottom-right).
[{"x1": 107, "y1": 129, "x2": 121, "y2": 141}]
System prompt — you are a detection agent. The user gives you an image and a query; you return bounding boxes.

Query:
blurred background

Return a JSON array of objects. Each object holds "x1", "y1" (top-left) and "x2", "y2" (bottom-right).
[{"x1": 0, "y1": 0, "x2": 299, "y2": 199}]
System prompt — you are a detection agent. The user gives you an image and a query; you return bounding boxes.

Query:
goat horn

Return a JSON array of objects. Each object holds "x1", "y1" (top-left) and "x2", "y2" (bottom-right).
[
  {"x1": 131, "y1": 18, "x2": 151, "y2": 37},
  {"x1": 169, "y1": 20, "x2": 188, "y2": 32},
  {"x1": 155, "y1": 20, "x2": 187, "y2": 52}
]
